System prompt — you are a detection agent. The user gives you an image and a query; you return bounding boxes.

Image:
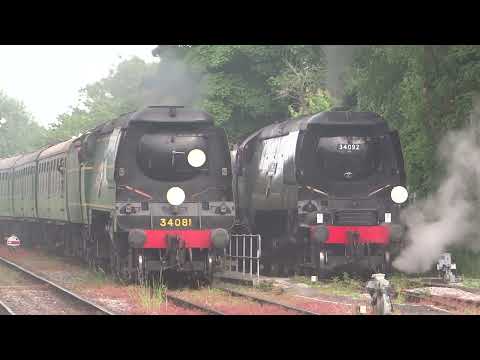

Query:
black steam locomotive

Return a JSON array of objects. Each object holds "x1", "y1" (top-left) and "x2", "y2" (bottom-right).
[
  {"x1": 233, "y1": 111, "x2": 407, "y2": 276},
  {"x1": 0, "y1": 106, "x2": 235, "y2": 283}
]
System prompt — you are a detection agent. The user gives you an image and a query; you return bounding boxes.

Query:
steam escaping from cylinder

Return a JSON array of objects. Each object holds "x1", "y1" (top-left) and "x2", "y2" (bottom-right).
[{"x1": 393, "y1": 123, "x2": 480, "y2": 273}]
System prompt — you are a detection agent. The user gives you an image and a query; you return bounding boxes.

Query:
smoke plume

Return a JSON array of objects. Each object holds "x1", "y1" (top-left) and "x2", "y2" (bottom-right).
[
  {"x1": 141, "y1": 56, "x2": 207, "y2": 108},
  {"x1": 393, "y1": 124, "x2": 480, "y2": 273},
  {"x1": 322, "y1": 45, "x2": 360, "y2": 105}
]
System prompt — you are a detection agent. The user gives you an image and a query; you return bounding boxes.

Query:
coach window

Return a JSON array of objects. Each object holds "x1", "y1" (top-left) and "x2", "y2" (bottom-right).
[
  {"x1": 53, "y1": 159, "x2": 56, "y2": 194},
  {"x1": 46, "y1": 162, "x2": 50, "y2": 196},
  {"x1": 43, "y1": 163, "x2": 47, "y2": 193},
  {"x1": 57, "y1": 159, "x2": 60, "y2": 194},
  {"x1": 50, "y1": 161, "x2": 54, "y2": 195},
  {"x1": 49, "y1": 161, "x2": 52, "y2": 195},
  {"x1": 45, "y1": 162, "x2": 48, "y2": 194},
  {"x1": 43, "y1": 163, "x2": 46, "y2": 193},
  {"x1": 58, "y1": 159, "x2": 62, "y2": 194},
  {"x1": 39, "y1": 164, "x2": 42, "y2": 193},
  {"x1": 42, "y1": 163, "x2": 45, "y2": 193},
  {"x1": 54, "y1": 160, "x2": 57, "y2": 194},
  {"x1": 52, "y1": 160, "x2": 55, "y2": 194},
  {"x1": 47, "y1": 161, "x2": 51, "y2": 194},
  {"x1": 56, "y1": 159, "x2": 60, "y2": 194},
  {"x1": 29, "y1": 167, "x2": 33, "y2": 196},
  {"x1": 60, "y1": 159, "x2": 65, "y2": 195}
]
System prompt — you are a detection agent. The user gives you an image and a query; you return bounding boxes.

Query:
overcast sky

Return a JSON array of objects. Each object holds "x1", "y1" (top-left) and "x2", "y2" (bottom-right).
[{"x1": 0, "y1": 45, "x2": 158, "y2": 127}]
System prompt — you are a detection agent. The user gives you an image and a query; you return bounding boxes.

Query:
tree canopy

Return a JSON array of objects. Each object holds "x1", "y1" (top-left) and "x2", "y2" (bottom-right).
[
  {"x1": 5, "y1": 45, "x2": 480, "y2": 199},
  {"x1": 344, "y1": 45, "x2": 480, "y2": 196},
  {"x1": 153, "y1": 45, "x2": 334, "y2": 141},
  {"x1": 0, "y1": 91, "x2": 46, "y2": 158}
]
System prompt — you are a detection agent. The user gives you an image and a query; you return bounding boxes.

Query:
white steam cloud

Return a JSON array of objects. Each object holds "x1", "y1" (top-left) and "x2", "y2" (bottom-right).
[{"x1": 393, "y1": 124, "x2": 480, "y2": 273}]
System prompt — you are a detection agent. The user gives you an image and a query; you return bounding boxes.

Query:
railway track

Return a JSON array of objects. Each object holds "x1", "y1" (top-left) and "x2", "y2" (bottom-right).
[
  {"x1": 403, "y1": 290, "x2": 480, "y2": 313},
  {"x1": 166, "y1": 293, "x2": 225, "y2": 315},
  {"x1": 416, "y1": 281, "x2": 480, "y2": 295},
  {"x1": 0, "y1": 256, "x2": 113, "y2": 315},
  {"x1": 0, "y1": 299, "x2": 15, "y2": 315},
  {"x1": 214, "y1": 285, "x2": 321, "y2": 315}
]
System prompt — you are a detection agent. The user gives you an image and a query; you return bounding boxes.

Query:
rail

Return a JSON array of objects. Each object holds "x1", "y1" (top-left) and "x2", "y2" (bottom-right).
[
  {"x1": 215, "y1": 285, "x2": 321, "y2": 315},
  {"x1": 0, "y1": 299, "x2": 15, "y2": 315},
  {"x1": 0, "y1": 256, "x2": 113, "y2": 315},
  {"x1": 166, "y1": 293, "x2": 225, "y2": 315}
]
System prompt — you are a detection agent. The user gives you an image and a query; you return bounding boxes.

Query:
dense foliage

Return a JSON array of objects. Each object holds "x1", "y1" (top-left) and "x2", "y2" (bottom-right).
[
  {"x1": 0, "y1": 91, "x2": 47, "y2": 158},
  {"x1": 3, "y1": 45, "x2": 480, "y2": 196},
  {"x1": 345, "y1": 45, "x2": 480, "y2": 196},
  {"x1": 153, "y1": 45, "x2": 333, "y2": 141}
]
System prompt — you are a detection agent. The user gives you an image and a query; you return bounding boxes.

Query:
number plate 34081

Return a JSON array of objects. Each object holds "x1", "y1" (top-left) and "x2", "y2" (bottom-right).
[{"x1": 160, "y1": 218, "x2": 193, "y2": 227}]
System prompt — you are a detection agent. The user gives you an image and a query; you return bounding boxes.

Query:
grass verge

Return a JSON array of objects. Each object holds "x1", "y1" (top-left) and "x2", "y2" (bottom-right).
[
  {"x1": 129, "y1": 280, "x2": 167, "y2": 312},
  {"x1": 293, "y1": 272, "x2": 363, "y2": 298}
]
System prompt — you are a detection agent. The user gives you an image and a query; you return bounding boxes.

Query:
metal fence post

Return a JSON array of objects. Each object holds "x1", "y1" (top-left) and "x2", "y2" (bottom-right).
[
  {"x1": 228, "y1": 235, "x2": 235, "y2": 271},
  {"x1": 250, "y1": 235, "x2": 253, "y2": 278},
  {"x1": 257, "y1": 235, "x2": 261, "y2": 281},
  {"x1": 236, "y1": 236, "x2": 239, "y2": 272},
  {"x1": 243, "y1": 236, "x2": 246, "y2": 276}
]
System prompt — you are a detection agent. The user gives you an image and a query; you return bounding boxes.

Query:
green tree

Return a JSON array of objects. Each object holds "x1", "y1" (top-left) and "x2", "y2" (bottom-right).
[
  {"x1": 48, "y1": 57, "x2": 159, "y2": 142},
  {"x1": 154, "y1": 45, "x2": 332, "y2": 141},
  {"x1": 345, "y1": 45, "x2": 480, "y2": 196},
  {"x1": 48, "y1": 54, "x2": 207, "y2": 143},
  {"x1": 0, "y1": 91, "x2": 46, "y2": 157}
]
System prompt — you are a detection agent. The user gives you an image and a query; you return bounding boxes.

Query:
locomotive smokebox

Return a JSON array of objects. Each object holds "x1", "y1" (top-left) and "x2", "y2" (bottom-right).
[
  {"x1": 128, "y1": 229, "x2": 147, "y2": 248},
  {"x1": 311, "y1": 225, "x2": 329, "y2": 244},
  {"x1": 211, "y1": 228, "x2": 230, "y2": 249}
]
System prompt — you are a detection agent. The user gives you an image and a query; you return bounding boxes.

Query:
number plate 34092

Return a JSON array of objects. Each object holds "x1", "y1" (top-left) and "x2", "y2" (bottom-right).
[{"x1": 160, "y1": 218, "x2": 193, "y2": 227}]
